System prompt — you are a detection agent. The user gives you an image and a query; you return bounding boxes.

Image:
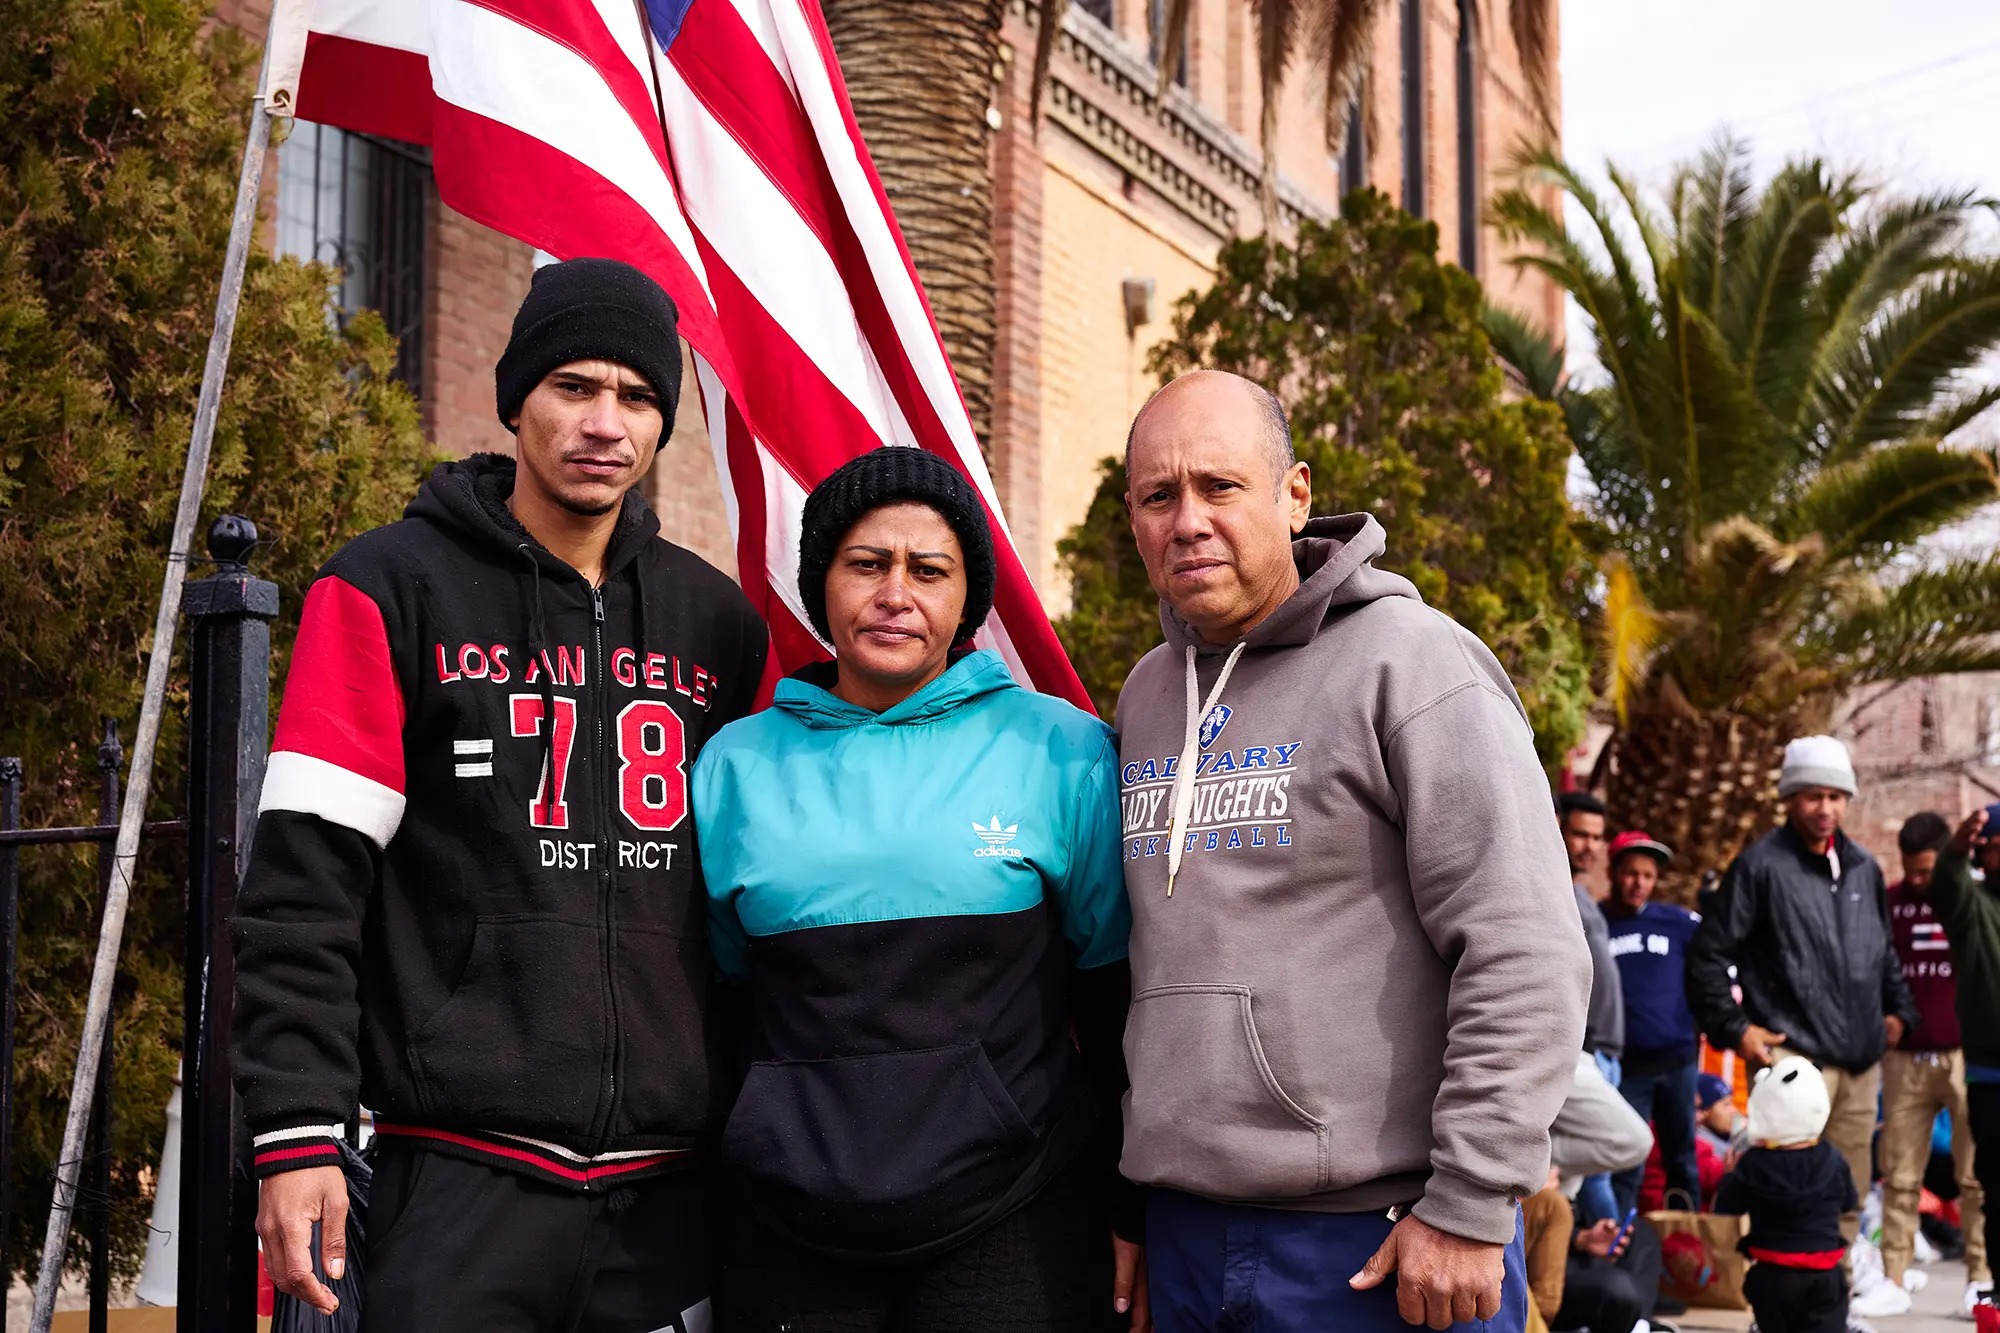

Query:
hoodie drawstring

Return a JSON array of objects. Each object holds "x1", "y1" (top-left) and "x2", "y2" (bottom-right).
[
  {"x1": 1165, "y1": 641, "x2": 1247, "y2": 897},
  {"x1": 517, "y1": 544, "x2": 557, "y2": 782}
]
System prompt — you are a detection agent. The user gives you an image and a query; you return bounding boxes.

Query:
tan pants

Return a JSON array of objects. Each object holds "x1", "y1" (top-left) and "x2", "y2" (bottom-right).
[
  {"x1": 1821, "y1": 1063, "x2": 1882, "y2": 1244},
  {"x1": 1880, "y1": 1048, "x2": 1989, "y2": 1284}
]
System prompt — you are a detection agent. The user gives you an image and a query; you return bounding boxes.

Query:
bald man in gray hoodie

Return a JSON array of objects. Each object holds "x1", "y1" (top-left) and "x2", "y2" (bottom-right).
[{"x1": 1115, "y1": 371, "x2": 1591, "y2": 1333}]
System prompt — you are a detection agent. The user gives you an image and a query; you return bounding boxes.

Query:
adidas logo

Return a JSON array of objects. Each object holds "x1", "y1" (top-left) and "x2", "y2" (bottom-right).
[{"x1": 972, "y1": 815, "x2": 1024, "y2": 859}]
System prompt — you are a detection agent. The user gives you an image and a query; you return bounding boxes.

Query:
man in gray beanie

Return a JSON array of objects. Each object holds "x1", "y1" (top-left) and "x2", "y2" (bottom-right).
[{"x1": 1689, "y1": 735, "x2": 1918, "y2": 1261}]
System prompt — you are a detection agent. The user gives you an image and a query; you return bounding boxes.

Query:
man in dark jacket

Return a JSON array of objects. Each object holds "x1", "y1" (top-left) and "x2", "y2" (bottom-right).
[
  {"x1": 232, "y1": 259, "x2": 769, "y2": 1330},
  {"x1": 1933, "y1": 804, "x2": 2000, "y2": 1312},
  {"x1": 1688, "y1": 735, "x2": 1918, "y2": 1242}
]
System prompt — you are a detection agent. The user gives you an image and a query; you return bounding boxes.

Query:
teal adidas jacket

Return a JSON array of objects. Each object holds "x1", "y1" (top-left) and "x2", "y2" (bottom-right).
[{"x1": 691, "y1": 649, "x2": 1134, "y2": 1258}]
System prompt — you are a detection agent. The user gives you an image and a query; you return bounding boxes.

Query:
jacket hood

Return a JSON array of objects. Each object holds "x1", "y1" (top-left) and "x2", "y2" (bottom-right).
[
  {"x1": 405, "y1": 452, "x2": 662, "y2": 582},
  {"x1": 774, "y1": 649, "x2": 1018, "y2": 730},
  {"x1": 1160, "y1": 512, "x2": 1422, "y2": 654}
]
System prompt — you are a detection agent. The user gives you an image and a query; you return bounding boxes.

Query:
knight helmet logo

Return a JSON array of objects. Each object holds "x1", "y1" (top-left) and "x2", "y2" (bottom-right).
[
  {"x1": 1199, "y1": 704, "x2": 1233, "y2": 749},
  {"x1": 972, "y1": 816, "x2": 1023, "y2": 859}
]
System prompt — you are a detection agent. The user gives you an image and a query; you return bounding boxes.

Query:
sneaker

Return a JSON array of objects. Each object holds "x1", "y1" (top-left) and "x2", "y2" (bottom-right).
[
  {"x1": 1906, "y1": 1269, "x2": 1931, "y2": 1294},
  {"x1": 1965, "y1": 1283, "x2": 1995, "y2": 1318},
  {"x1": 1917, "y1": 1232, "x2": 1942, "y2": 1265},
  {"x1": 1851, "y1": 1275, "x2": 1915, "y2": 1319},
  {"x1": 1849, "y1": 1318, "x2": 1881, "y2": 1333}
]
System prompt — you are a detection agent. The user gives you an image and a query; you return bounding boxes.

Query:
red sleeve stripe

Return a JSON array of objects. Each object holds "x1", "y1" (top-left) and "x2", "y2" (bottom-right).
[{"x1": 271, "y1": 575, "x2": 406, "y2": 794}]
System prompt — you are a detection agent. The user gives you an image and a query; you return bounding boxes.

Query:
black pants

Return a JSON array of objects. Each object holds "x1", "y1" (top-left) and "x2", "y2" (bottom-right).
[
  {"x1": 1743, "y1": 1263, "x2": 1846, "y2": 1333},
  {"x1": 719, "y1": 1158, "x2": 1117, "y2": 1332},
  {"x1": 1552, "y1": 1218, "x2": 1662, "y2": 1333},
  {"x1": 361, "y1": 1148, "x2": 714, "y2": 1333},
  {"x1": 1971, "y1": 1081, "x2": 2000, "y2": 1289}
]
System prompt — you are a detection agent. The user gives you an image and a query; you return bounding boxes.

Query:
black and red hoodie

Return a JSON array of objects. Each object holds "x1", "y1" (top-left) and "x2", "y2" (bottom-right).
[{"x1": 231, "y1": 453, "x2": 768, "y2": 1188}]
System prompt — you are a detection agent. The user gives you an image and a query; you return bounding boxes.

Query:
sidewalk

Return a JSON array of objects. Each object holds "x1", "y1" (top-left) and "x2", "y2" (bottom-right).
[{"x1": 1675, "y1": 1259, "x2": 1974, "y2": 1333}]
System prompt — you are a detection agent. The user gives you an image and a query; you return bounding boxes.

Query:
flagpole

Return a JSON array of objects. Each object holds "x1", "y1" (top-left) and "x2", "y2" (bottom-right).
[{"x1": 26, "y1": 19, "x2": 297, "y2": 1328}]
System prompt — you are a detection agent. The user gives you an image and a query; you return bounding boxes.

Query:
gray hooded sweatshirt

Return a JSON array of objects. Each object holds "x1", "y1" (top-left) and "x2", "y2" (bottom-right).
[{"x1": 1114, "y1": 514, "x2": 1591, "y2": 1244}]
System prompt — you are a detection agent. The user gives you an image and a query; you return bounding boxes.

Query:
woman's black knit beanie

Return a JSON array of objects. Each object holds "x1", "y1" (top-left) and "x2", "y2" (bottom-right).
[
  {"x1": 797, "y1": 448, "x2": 997, "y2": 648},
  {"x1": 495, "y1": 258, "x2": 682, "y2": 429}
]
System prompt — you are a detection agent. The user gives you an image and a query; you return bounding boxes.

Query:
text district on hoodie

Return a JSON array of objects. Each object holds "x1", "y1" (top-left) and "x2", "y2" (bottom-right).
[
  {"x1": 231, "y1": 454, "x2": 768, "y2": 1186},
  {"x1": 1114, "y1": 513, "x2": 1592, "y2": 1245}
]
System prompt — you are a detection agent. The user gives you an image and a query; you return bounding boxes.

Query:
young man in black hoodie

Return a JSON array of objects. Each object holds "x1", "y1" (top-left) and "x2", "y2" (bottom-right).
[{"x1": 232, "y1": 258, "x2": 768, "y2": 1331}]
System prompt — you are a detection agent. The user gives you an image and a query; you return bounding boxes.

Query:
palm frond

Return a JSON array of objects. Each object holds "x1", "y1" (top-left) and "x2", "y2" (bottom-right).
[
  {"x1": 1482, "y1": 304, "x2": 1563, "y2": 398},
  {"x1": 1252, "y1": 0, "x2": 1304, "y2": 227},
  {"x1": 1152, "y1": 0, "x2": 1194, "y2": 98},
  {"x1": 1507, "y1": 0, "x2": 1556, "y2": 132},
  {"x1": 1775, "y1": 441, "x2": 2000, "y2": 562},
  {"x1": 1816, "y1": 556, "x2": 2000, "y2": 685},
  {"x1": 1816, "y1": 260, "x2": 2000, "y2": 462},
  {"x1": 1676, "y1": 134, "x2": 1759, "y2": 317},
  {"x1": 1307, "y1": 0, "x2": 1386, "y2": 155},
  {"x1": 1917, "y1": 382, "x2": 2000, "y2": 442},
  {"x1": 1607, "y1": 165, "x2": 1675, "y2": 292},
  {"x1": 1719, "y1": 159, "x2": 1853, "y2": 422},
  {"x1": 1601, "y1": 554, "x2": 1670, "y2": 724},
  {"x1": 1027, "y1": 0, "x2": 1072, "y2": 136}
]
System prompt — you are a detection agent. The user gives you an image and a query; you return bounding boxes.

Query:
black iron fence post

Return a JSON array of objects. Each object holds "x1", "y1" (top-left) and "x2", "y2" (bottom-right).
[
  {"x1": 179, "y1": 516, "x2": 276, "y2": 1333},
  {"x1": 1, "y1": 755, "x2": 20, "y2": 1280},
  {"x1": 89, "y1": 721, "x2": 122, "y2": 1333}
]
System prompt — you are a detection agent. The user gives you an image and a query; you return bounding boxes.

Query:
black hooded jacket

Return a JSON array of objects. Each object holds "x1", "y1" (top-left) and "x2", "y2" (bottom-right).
[
  {"x1": 1688, "y1": 825, "x2": 1918, "y2": 1074},
  {"x1": 232, "y1": 455, "x2": 767, "y2": 1186}
]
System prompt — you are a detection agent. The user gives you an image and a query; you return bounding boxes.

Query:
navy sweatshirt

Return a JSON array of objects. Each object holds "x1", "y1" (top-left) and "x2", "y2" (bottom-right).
[{"x1": 1605, "y1": 902, "x2": 1701, "y2": 1069}]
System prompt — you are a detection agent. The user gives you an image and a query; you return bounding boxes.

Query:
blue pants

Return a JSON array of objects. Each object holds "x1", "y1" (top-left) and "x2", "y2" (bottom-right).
[
  {"x1": 1613, "y1": 1060, "x2": 1700, "y2": 1213},
  {"x1": 1146, "y1": 1190, "x2": 1528, "y2": 1333}
]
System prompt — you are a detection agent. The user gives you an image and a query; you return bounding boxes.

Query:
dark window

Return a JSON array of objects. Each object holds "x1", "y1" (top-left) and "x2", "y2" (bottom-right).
[
  {"x1": 276, "y1": 121, "x2": 432, "y2": 397},
  {"x1": 1075, "y1": 0, "x2": 1114, "y2": 24},
  {"x1": 1455, "y1": 0, "x2": 1477, "y2": 270},
  {"x1": 1339, "y1": 91, "x2": 1367, "y2": 197},
  {"x1": 1400, "y1": 0, "x2": 1424, "y2": 217},
  {"x1": 1149, "y1": 0, "x2": 1188, "y2": 88}
]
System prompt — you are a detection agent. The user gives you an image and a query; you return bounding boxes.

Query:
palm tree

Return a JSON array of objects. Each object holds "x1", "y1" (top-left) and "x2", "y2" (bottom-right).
[
  {"x1": 823, "y1": 0, "x2": 1557, "y2": 448},
  {"x1": 1487, "y1": 138, "x2": 2000, "y2": 892}
]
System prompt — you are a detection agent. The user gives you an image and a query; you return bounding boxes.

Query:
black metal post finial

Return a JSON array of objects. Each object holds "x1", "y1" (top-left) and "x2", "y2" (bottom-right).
[
  {"x1": 205, "y1": 516, "x2": 259, "y2": 570},
  {"x1": 96, "y1": 720, "x2": 122, "y2": 777}
]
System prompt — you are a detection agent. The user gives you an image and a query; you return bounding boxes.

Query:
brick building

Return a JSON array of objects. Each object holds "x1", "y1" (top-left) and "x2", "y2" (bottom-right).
[
  {"x1": 1837, "y1": 673, "x2": 2000, "y2": 860},
  {"x1": 221, "y1": 0, "x2": 1564, "y2": 604}
]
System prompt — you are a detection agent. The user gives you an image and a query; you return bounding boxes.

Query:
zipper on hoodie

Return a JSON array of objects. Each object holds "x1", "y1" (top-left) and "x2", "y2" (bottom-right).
[{"x1": 589, "y1": 583, "x2": 623, "y2": 1169}]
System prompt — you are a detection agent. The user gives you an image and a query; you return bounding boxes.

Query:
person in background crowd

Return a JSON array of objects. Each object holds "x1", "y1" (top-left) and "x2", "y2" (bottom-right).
[
  {"x1": 1880, "y1": 810, "x2": 1990, "y2": 1311},
  {"x1": 693, "y1": 450, "x2": 1144, "y2": 1331},
  {"x1": 1696, "y1": 1074, "x2": 1745, "y2": 1160},
  {"x1": 231, "y1": 260, "x2": 770, "y2": 1330},
  {"x1": 1688, "y1": 735, "x2": 1918, "y2": 1252},
  {"x1": 1560, "y1": 793, "x2": 1626, "y2": 1225},
  {"x1": 1113, "y1": 370, "x2": 1590, "y2": 1332},
  {"x1": 1549, "y1": 1203, "x2": 1670, "y2": 1333},
  {"x1": 1930, "y1": 805, "x2": 2000, "y2": 1315},
  {"x1": 1714, "y1": 1057, "x2": 1858, "y2": 1333},
  {"x1": 1603, "y1": 832, "x2": 1702, "y2": 1214}
]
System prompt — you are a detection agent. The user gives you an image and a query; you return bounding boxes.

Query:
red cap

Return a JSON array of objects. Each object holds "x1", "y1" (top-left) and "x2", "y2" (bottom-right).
[{"x1": 1610, "y1": 831, "x2": 1674, "y2": 865}]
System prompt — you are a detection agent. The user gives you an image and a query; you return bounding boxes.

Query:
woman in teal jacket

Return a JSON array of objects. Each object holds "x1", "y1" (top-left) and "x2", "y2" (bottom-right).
[{"x1": 693, "y1": 448, "x2": 1143, "y2": 1332}]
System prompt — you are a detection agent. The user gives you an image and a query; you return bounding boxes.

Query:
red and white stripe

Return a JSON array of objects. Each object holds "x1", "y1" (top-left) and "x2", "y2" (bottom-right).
[{"x1": 280, "y1": 0, "x2": 1090, "y2": 708}]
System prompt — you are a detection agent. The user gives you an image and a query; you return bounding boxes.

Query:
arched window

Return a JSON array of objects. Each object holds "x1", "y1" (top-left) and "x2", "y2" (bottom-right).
[
  {"x1": 1401, "y1": 0, "x2": 1424, "y2": 216},
  {"x1": 1455, "y1": 0, "x2": 1478, "y2": 271}
]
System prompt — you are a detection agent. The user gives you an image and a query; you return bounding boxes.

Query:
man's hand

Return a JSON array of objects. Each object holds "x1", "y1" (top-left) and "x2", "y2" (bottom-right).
[
  {"x1": 257, "y1": 1166, "x2": 347, "y2": 1315},
  {"x1": 1350, "y1": 1214, "x2": 1505, "y2": 1330},
  {"x1": 1949, "y1": 808, "x2": 1990, "y2": 856},
  {"x1": 1112, "y1": 1235, "x2": 1152, "y2": 1331},
  {"x1": 1572, "y1": 1218, "x2": 1630, "y2": 1260},
  {"x1": 1737, "y1": 1024, "x2": 1787, "y2": 1066},
  {"x1": 1885, "y1": 1015, "x2": 1906, "y2": 1049}
]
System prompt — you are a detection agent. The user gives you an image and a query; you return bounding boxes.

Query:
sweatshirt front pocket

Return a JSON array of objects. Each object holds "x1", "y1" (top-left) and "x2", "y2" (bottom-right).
[
  {"x1": 721, "y1": 1042, "x2": 1036, "y2": 1255},
  {"x1": 1121, "y1": 983, "x2": 1329, "y2": 1199},
  {"x1": 409, "y1": 913, "x2": 606, "y2": 1131}
]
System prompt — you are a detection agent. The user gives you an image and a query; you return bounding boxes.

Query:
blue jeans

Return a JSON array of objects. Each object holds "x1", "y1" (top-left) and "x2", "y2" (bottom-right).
[
  {"x1": 1613, "y1": 1059, "x2": 1700, "y2": 1213},
  {"x1": 1576, "y1": 1051, "x2": 1623, "y2": 1225},
  {"x1": 1146, "y1": 1190, "x2": 1528, "y2": 1333}
]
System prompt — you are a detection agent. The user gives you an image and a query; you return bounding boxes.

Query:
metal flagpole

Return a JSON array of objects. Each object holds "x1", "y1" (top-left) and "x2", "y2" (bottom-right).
[{"x1": 26, "y1": 6, "x2": 308, "y2": 1322}]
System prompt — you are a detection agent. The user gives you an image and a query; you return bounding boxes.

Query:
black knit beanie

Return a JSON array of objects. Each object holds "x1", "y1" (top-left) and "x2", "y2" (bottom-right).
[
  {"x1": 797, "y1": 448, "x2": 997, "y2": 648},
  {"x1": 495, "y1": 258, "x2": 682, "y2": 430}
]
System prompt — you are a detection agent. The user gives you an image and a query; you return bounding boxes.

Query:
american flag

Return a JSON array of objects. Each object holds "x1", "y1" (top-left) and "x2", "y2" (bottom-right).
[{"x1": 273, "y1": 0, "x2": 1090, "y2": 707}]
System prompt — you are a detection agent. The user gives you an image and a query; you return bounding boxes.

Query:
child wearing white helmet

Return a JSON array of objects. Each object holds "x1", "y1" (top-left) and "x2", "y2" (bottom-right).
[{"x1": 1712, "y1": 1056, "x2": 1857, "y2": 1333}]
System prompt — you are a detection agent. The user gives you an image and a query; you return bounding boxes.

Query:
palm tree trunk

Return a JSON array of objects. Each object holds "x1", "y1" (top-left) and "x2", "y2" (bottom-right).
[
  {"x1": 1605, "y1": 706, "x2": 1824, "y2": 905},
  {"x1": 823, "y1": 0, "x2": 1004, "y2": 451}
]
